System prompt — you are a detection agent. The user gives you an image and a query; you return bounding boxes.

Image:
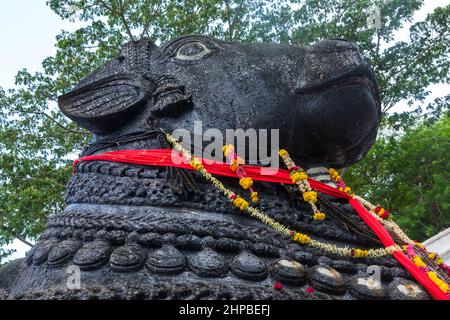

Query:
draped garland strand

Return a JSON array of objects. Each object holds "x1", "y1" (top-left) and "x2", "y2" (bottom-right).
[{"x1": 72, "y1": 136, "x2": 450, "y2": 300}]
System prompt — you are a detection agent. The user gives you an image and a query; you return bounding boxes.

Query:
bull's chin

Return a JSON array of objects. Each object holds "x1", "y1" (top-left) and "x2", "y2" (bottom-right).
[{"x1": 288, "y1": 84, "x2": 380, "y2": 168}]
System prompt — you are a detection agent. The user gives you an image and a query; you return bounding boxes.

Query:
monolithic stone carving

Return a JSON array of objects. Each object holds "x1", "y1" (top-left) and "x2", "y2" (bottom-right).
[{"x1": 0, "y1": 36, "x2": 428, "y2": 300}]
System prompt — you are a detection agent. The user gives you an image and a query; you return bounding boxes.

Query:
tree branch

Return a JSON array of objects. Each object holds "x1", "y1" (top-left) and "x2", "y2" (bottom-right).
[
  {"x1": 381, "y1": 36, "x2": 444, "y2": 114},
  {"x1": 96, "y1": 0, "x2": 135, "y2": 41},
  {"x1": 0, "y1": 226, "x2": 34, "y2": 248},
  {"x1": 224, "y1": 0, "x2": 233, "y2": 41},
  {"x1": 16, "y1": 237, "x2": 33, "y2": 248},
  {"x1": 118, "y1": 0, "x2": 135, "y2": 41},
  {"x1": 95, "y1": 0, "x2": 113, "y2": 11},
  {"x1": 32, "y1": 111, "x2": 91, "y2": 135},
  {"x1": 139, "y1": 0, "x2": 155, "y2": 40},
  {"x1": 11, "y1": 110, "x2": 90, "y2": 135}
]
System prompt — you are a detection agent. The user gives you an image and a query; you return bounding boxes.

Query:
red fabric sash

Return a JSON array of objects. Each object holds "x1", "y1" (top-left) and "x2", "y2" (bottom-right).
[{"x1": 74, "y1": 149, "x2": 449, "y2": 300}]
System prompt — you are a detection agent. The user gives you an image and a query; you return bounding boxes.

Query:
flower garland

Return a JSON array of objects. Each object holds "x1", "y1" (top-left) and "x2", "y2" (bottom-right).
[
  {"x1": 328, "y1": 167, "x2": 450, "y2": 296},
  {"x1": 73, "y1": 144, "x2": 450, "y2": 299},
  {"x1": 169, "y1": 136, "x2": 290, "y2": 235},
  {"x1": 405, "y1": 244, "x2": 450, "y2": 296},
  {"x1": 166, "y1": 133, "x2": 400, "y2": 259},
  {"x1": 353, "y1": 195, "x2": 414, "y2": 245},
  {"x1": 413, "y1": 243, "x2": 450, "y2": 281},
  {"x1": 278, "y1": 150, "x2": 326, "y2": 221},
  {"x1": 222, "y1": 144, "x2": 258, "y2": 203},
  {"x1": 328, "y1": 168, "x2": 414, "y2": 244},
  {"x1": 329, "y1": 168, "x2": 388, "y2": 221},
  {"x1": 425, "y1": 252, "x2": 450, "y2": 276},
  {"x1": 328, "y1": 168, "x2": 354, "y2": 196}
]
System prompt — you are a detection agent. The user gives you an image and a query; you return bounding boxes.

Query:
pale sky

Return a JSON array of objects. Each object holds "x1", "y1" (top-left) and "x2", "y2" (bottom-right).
[{"x1": 1, "y1": 0, "x2": 449, "y2": 261}]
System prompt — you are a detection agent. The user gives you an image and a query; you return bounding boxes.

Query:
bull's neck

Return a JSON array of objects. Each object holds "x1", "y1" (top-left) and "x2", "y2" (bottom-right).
[{"x1": 64, "y1": 137, "x2": 373, "y2": 249}]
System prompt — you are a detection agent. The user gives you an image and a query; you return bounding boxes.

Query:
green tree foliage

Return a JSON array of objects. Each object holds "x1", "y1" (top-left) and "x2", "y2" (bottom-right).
[
  {"x1": 346, "y1": 115, "x2": 450, "y2": 241},
  {"x1": 0, "y1": 1, "x2": 449, "y2": 259}
]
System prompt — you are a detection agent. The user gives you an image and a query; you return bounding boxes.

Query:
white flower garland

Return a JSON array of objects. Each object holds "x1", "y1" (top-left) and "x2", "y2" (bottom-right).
[{"x1": 166, "y1": 133, "x2": 401, "y2": 259}]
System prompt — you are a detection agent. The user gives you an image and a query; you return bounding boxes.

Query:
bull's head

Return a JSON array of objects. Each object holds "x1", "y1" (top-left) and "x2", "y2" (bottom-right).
[{"x1": 58, "y1": 35, "x2": 381, "y2": 167}]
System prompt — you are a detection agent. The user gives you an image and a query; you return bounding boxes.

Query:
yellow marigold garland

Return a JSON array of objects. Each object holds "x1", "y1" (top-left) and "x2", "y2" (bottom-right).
[
  {"x1": 330, "y1": 167, "x2": 450, "y2": 296},
  {"x1": 223, "y1": 144, "x2": 258, "y2": 203},
  {"x1": 352, "y1": 248, "x2": 369, "y2": 258},
  {"x1": 166, "y1": 133, "x2": 400, "y2": 259},
  {"x1": 329, "y1": 167, "x2": 414, "y2": 245},
  {"x1": 413, "y1": 256, "x2": 427, "y2": 268},
  {"x1": 353, "y1": 195, "x2": 414, "y2": 244},
  {"x1": 428, "y1": 272, "x2": 450, "y2": 294},
  {"x1": 405, "y1": 243, "x2": 450, "y2": 295},
  {"x1": 239, "y1": 177, "x2": 253, "y2": 189},
  {"x1": 313, "y1": 212, "x2": 326, "y2": 221},
  {"x1": 328, "y1": 168, "x2": 354, "y2": 196},
  {"x1": 278, "y1": 149, "x2": 325, "y2": 220}
]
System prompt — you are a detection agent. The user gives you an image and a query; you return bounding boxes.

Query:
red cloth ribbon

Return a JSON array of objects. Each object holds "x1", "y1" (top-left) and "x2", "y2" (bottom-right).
[{"x1": 74, "y1": 149, "x2": 449, "y2": 300}]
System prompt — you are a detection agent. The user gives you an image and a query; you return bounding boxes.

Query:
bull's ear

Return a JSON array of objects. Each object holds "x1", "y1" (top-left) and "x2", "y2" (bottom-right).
[
  {"x1": 58, "y1": 38, "x2": 158, "y2": 134},
  {"x1": 58, "y1": 73, "x2": 150, "y2": 135}
]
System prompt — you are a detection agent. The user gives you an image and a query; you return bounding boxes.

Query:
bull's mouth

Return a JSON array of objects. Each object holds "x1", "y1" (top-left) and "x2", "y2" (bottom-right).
[{"x1": 295, "y1": 70, "x2": 380, "y2": 108}]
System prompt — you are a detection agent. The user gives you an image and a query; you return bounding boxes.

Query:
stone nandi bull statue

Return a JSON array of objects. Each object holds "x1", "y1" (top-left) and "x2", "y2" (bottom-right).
[{"x1": 0, "y1": 35, "x2": 430, "y2": 300}]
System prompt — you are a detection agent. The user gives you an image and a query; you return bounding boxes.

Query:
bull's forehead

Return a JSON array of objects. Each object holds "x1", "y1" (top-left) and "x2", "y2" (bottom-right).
[
  {"x1": 75, "y1": 35, "x2": 309, "y2": 88},
  {"x1": 159, "y1": 35, "x2": 305, "y2": 56}
]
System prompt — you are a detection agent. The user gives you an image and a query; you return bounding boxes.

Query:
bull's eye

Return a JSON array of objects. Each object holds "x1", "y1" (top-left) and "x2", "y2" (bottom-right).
[{"x1": 175, "y1": 41, "x2": 211, "y2": 61}]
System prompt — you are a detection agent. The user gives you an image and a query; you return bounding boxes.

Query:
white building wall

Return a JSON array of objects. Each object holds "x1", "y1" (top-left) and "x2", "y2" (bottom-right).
[{"x1": 423, "y1": 227, "x2": 450, "y2": 264}]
